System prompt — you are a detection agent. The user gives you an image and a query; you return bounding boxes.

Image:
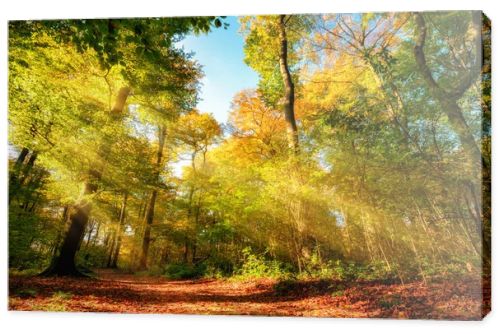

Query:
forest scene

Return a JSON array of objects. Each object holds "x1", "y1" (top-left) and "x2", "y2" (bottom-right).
[{"x1": 8, "y1": 11, "x2": 490, "y2": 319}]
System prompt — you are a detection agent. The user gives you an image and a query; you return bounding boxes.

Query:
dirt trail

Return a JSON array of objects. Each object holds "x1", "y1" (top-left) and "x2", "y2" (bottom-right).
[{"x1": 9, "y1": 269, "x2": 486, "y2": 319}]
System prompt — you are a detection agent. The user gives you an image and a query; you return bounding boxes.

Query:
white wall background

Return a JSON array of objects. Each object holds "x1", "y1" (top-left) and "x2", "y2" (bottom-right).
[{"x1": 1, "y1": 1, "x2": 498, "y2": 333}]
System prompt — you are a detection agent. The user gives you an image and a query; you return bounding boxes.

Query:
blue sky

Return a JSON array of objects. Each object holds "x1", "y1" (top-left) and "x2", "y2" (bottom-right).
[{"x1": 180, "y1": 16, "x2": 259, "y2": 124}]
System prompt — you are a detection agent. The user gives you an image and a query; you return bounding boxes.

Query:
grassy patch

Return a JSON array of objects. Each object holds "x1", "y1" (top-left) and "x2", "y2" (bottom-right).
[
  {"x1": 331, "y1": 289, "x2": 345, "y2": 297},
  {"x1": 52, "y1": 291, "x2": 73, "y2": 300},
  {"x1": 15, "y1": 288, "x2": 38, "y2": 298}
]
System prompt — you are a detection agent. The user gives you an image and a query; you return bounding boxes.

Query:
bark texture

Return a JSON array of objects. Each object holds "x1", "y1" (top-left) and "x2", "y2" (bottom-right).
[{"x1": 278, "y1": 15, "x2": 299, "y2": 152}]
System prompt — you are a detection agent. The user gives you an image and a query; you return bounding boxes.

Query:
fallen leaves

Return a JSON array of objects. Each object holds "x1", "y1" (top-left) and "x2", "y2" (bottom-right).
[{"x1": 8, "y1": 269, "x2": 487, "y2": 319}]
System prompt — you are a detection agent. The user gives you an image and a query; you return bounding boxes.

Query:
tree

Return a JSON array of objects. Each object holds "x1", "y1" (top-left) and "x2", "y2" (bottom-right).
[
  {"x1": 412, "y1": 12, "x2": 484, "y2": 169},
  {"x1": 109, "y1": 192, "x2": 128, "y2": 268},
  {"x1": 9, "y1": 16, "x2": 225, "y2": 276},
  {"x1": 412, "y1": 12, "x2": 489, "y2": 270},
  {"x1": 228, "y1": 89, "x2": 287, "y2": 159},
  {"x1": 42, "y1": 87, "x2": 131, "y2": 276},
  {"x1": 132, "y1": 47, "x2": 204, "y2": 270},
  {"x1": 139, "y1": 125, "x2": 167, "y2": 270},
  {"x1": 241, "y1": 15, "x2": 308, "y2": 152},
  {"x1": 8, "y1": 12, "x2": 489, "y2": 289},
  {"x1": 172, "y1": 111, "x2": 221, "y2": 264},
  {"x1": 278, "y1": 15, "x2": 299, "y2": 151}
]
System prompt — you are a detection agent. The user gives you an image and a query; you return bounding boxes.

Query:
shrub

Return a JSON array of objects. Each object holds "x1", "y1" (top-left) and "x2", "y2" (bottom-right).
[
  {"x1": 234, "y1": 247, "x2": 291, "y2": 280},
  {"x1": 9, "y1": 207, "x2": 53, "y2": 271},
  {"x1": 52, "y1": 291, "x2": 73, "y2": 300},
  {"x1": 76, "y1": 246, "x2": 108, "y2": 269},
  {"x1": 300, "y1": 251, "x2": 337, "y2": 279},
  {"x1": 164, "y1": 262, "x2": 206, "y2": 279},
  {"x1": 15, "y1": 288, "x2": 38, "y2": 298},
  {"x1": 203, "y1": 257, "x2": 234, "y2": 278},
  {"x1": 299, "y1": 257, "x2": 400, "y2": 282},
  {"x1": 9, "y1": 268, "x2": 42, "y2": 277}
]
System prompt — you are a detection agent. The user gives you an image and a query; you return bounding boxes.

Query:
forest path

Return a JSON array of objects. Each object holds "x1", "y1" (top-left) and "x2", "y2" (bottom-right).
[{"x1": 9, "y1": 269, "x2": 485, "y2": 319}]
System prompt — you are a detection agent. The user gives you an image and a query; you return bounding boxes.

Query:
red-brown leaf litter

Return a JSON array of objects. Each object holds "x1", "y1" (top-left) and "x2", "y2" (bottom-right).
[{"x1": 9, "y1": 270, "x2": 489, "y2": 319}]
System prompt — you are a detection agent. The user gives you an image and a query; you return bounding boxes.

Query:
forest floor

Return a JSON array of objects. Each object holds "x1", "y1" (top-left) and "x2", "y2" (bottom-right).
[{"x1": 9, "y1": 269, "x2": 488, "y2": 319}]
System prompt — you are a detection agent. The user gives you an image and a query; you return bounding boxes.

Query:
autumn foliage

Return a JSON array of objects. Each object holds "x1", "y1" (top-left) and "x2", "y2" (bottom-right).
[{"x1": 8, "y1": 12, "x2": 490, "y2": 319}]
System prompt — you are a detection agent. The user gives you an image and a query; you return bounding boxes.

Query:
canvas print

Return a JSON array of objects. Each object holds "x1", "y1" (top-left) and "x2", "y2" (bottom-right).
[{"x1": 8, "y1": 11, "x2": 490, "y2": 319}]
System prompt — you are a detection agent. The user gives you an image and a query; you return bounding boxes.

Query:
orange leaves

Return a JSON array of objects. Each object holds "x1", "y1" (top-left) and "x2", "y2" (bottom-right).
[
  {"x1": 9, "y1": 270, "x2": 484, "y2": 319},
  {"x1": 228, "y1": 90, "x2": 288, "y2": 159},
  {"x1": 230, "y1": 90, "x2": 284, "y2": 136},
  {"x1": 173, "y1": 110, "x2": 221, "y2": 153},
  {"x1": 298, "y1": 53, "x2": 375, "y2": 125}
]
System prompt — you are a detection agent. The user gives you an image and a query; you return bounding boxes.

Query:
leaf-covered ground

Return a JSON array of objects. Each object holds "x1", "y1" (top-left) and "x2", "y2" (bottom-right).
[{"x1": 9, "y1": 270, "x2": 489, "y2": 320}]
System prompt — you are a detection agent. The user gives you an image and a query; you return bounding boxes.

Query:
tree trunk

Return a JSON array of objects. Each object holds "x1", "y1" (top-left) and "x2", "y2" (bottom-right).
[
  {"x1": 139, "y1": 125, "x2": 167, "y2": 270},
  {"x1": 413, "y1": 13, "x2": 483, "y2": 168},
  {"x1": 41, "y1": 181, "x2": 96, "y2": 276},
  {"x1": 15, "y1": 147, "x2": 30, "y2": 166},
  {"x1": 18, "y1": 151, "x2": 38, "y2": 186},
  {"x1": 183, "y1": 237, "x2": 189, "y2": 264},
  {"x1": 92, "y1": 219, "x2": 101, "y2": 247},
  {"x1": 192, "y1": 240, "x2": 197, "y2": 264},
  {"x1": 41, "y1": 87, "x2": 130, "y2": 277},
  {"x1": 106, "y1": 230, "x2": 117, "y2": 268},
  {"x1": 9, "y1": 148, "x2": 33, "y2": 204},
  {"x1": 278, "y1": 15, "x2": 299, "y2": 152},
  {"x1": 111, "y1": 192, "x2": 128, "y2": 268},
  {"x1": 140, "y1": 190, "x2": 157, "y2": 269},
  {"x1": 9, "y1": 147, "x2": 29, "y2": 185}
]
